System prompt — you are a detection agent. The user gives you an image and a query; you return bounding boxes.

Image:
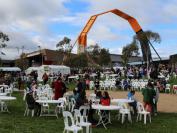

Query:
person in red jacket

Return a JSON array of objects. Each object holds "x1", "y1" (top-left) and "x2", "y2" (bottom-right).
[
  {"x1": 53, "y1": 77, "x2": 63, "y2": 100},
  {"x1": 100, "y1": 91, "x2": 110, "y2": 122},
  {"x1": 101, "y1": 91, "x2": 110, "y2": 106}
]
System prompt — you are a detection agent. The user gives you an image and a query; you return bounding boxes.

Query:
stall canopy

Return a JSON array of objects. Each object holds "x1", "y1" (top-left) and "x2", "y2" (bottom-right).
[
  {"x1": 26, "y1": 65, "x2": 71, "y2": 81},
  {"x1": 25, "y1": 67, "x2": 39, "y2": 74},
  {"x1": 39, "y1": 65, "x2": 70, "y2": 75},
  {"x1": 0, "y1": 67, "x2": 21, "y2": 72}
]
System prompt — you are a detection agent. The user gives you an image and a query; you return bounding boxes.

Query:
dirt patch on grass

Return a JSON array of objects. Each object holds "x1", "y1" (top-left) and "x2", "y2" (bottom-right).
[{"x1": 86, "y1": 90, "x2": 177, "y2": 113}]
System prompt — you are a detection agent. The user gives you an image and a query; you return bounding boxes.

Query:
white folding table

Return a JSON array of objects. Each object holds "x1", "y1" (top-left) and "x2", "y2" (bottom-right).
[
  {"x1": 36, "y1": 99, "x2": 63, "y2": 118},
  {"x1": 92, "y1": 104, "x2": 120, "y2": 129},
  {"x1": 0, "y1": 96, "x2": 16, "y2": 112},
  {"x1": 0, "y1": 93, "x2": 7, "y2": 96},
  {"x1": 111, "y1": 99, "x2": 134, "y2": 104}
]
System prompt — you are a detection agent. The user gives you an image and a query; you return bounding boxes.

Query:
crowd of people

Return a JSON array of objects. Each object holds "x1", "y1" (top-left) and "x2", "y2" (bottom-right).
[{"x1": 0, "y1": 63, "x2": 176, "y2": 119}]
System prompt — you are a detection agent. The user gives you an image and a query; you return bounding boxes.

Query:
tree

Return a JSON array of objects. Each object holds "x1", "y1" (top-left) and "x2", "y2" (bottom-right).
[
  {"x1": 98, "y1": 48, "x2": 111, "y2": 66},
  {"x1": 64, "y1": 53, "x2": 88, "y2": 68},
  {"x1": 0, "y1": 32, "x2": 9, "y2": 48},
  {"x1": 121, "y1": 43, "x2": 139, "y2": 66},
  {"x1": 133, "y1": 30, "x2": 161, "y2": 62},
  {"x1": 121, "y1": 30, "x2": 161, "y2": 66},
  {"x1": 86, "y1": 44, "x2": 111, "y2": 67},
  {"x1": 133, "y1": 30, "x2": 161, "y2": 44},
  {"x1": 56, "y1": 37, "x2": 72, "y2": 65},
  {"x1": 56, "y1": 37, "x2": 72, "y2": 52},
  {"x1": 15, "y1": 53, "x2": 29, "y2": 71},
  {"x1": 0, "y1": 32, "x2": 9, "y2": 57}
]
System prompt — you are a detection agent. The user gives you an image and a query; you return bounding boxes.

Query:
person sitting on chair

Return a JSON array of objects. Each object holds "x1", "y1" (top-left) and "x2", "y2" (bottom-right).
[
  {"x1": 127, "y1": 90, "x2": 137, "y2": 114},
  {"x1": 26, "y1": 90, "x2": 41, "y2": 116}
]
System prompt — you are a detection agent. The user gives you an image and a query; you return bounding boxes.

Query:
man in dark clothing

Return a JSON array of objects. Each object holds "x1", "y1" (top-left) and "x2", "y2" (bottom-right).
[
  {"x1": 94, "y1": 78, "x2": 100, "y2": 90},
  {"x1": 26, "y1": 91, "x2": 41, "y2": 116},
  {"x1": 42, "y1": 73, "x2": 48, "y2": 85},
  {"x1": 61, "y1": 81, "x2": 68, "y2": 97},
  {"x1": 34, "y1": 71, "x2": 38, "y2": 81},
  {"x1": 76, "y1": 79, "x2": 83, "y2": 93}
]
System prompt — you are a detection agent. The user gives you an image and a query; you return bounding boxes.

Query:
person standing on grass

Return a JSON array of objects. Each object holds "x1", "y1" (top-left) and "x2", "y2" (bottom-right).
[
  {"x1": 53, "y1": 77, "x2": 63, "y2": 100},
  {"x1": 75, "y1": 88, "x2": 88, "y2": 109},
  {"x1": 85, "y1": 78, "x2": 90, "y2": 90},
  {"x1": 61, "y1": 79, "x2": 68, "y2": 97},
  {"x1": 42, "y1": 72, "x2": 48, "y2": 85},
  {"x1": 76, "y1": 79, "x2": 83, "y2": 93},
  {"x1": 142, "y1": 81, "x2": 156, "y2": 114},
  {"x1": 94, "y1": 78, "x2": 100, "y2": 90},
  {"x1": 153, "y1": 82, "x2": 159, "y2": 116}
]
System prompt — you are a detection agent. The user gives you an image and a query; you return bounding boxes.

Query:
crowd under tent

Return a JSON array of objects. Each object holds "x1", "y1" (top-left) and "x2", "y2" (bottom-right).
[{"x1": 26, "y1": 65, "x2": 71, "y2": 81}]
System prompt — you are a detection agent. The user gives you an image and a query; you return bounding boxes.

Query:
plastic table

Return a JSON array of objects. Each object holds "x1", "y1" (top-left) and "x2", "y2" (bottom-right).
[{"x1": 92, "y1": 104, "x2": 120, "y2": 129}]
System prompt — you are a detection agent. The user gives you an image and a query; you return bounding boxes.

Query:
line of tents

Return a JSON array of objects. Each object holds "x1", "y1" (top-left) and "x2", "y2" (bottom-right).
[{"x1": 0, "y1": 65, "x2": 70, "y2": 81}]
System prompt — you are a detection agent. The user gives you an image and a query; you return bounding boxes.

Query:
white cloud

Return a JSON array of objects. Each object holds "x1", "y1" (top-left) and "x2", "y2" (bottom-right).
[
  {"x1": 89, "y1": 25, "x2": 119, "y2": 41},
  {"x1": 0, "y1": 0, "x2": 69, "y2": 32},
  {"x1": 0, "y1": 0, "x2": 70, "y2": 59}
]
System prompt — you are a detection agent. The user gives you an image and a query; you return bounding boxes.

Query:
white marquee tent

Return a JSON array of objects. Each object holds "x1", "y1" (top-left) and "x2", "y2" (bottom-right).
[
  {"x1": 0, "y1": 67, "x2": 21, "y2": 72},
  {"x1": 26, "y1": 65, "x2": 71, "y2": 81}
]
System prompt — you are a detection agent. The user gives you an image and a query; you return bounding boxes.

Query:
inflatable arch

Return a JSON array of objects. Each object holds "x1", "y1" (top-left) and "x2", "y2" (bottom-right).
[{"x1": 76, "y1": 9, "x2": 152, "y2": 62}]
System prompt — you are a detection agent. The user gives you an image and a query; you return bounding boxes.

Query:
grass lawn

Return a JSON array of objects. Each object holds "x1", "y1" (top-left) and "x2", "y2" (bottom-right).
[{"x1": 0, "y1": 92, "x2": 177, "y2": 133}]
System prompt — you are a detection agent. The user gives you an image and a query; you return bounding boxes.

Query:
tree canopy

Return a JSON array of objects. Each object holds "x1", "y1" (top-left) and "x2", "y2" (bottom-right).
[
  {"x1": 86, "y1": 44, "x2": 111, "y2": 67},
  {"x1": 0, "y1": 32, "x2": 9, "y2": 57},
  {"x1": 133, "y1": 30, "x2": 161, "y2": 46},
  {"x1": 56, "y1": 37, "x2": 72, "y2": 52},
  {"x1": 121, "y1": 43, "x2": 139, "y2": 66},
  {"x1": 64, "y1": 53, "x2": 88, "y2": 68},
  {"x1": 0, "y1": 32, "x2": 9, "y2": 48},
  {"x1": 121, "y1": 30, "x2": 161, "y2": 66},
  {"x1": 15, "y1": 53, "x2": 29, "y2": 71}
]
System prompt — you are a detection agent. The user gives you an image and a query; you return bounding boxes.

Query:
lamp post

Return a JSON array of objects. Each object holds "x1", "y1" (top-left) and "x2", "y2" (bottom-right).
[{"x1": 38, "y1": 46, "x2": 43, "y2": 65}]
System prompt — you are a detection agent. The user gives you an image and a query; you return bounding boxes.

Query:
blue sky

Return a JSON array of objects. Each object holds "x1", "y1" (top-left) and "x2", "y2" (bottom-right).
[{"x1": 0, "y1": 0, "x2": 177, "y2": 59}]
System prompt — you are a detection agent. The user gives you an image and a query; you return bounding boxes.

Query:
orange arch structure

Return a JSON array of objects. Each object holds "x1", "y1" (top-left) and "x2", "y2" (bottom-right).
[{"x1": 76, "y1": 9, "x2": 152, "y2": 62}]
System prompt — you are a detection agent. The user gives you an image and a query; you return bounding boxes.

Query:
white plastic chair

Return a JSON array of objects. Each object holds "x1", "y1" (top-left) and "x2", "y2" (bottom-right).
[
  {"x1": 79, "y1": 105, "x2": 90, "y2": 122},
  {"x1": 110, "y1": 81, "x2": 116, "y2": 90},
  {"x1": 40, "y1": 97, "x2": 50, "y2": 114},
  {"x1": 74, "y1": 109, "x2": 92, "y2": 133},
  {"x1": 165, "y1": 84, "x2": 170, "y2": 93},
  {"x1": 136, "y1": 102, "x2": 151, "y2": 124},
  {"x1": 0, "y1": 87, "x2": 4, "y2": 93},
  {"x1": 89, "y1": 93, "x2": 96, "y2": 101},
  {"x1": 5, "y1": 87, "x2": 12, "y2": 96},
  {"x1": 63, "y1": 111, "x2": 83, "y2": 133},
  {"x1": 24, "y1": 103, "x2": 34, "y2": 117},
  {"x1": 118, "y1": 102, "x2": 132, "y2": 124},
  {"x1": 23, "y1": 89, "x2": 27, "y2": 101},
  {"x1": 0, "y1": 101, "x2": 9, "y2": 112},
  {"x1": 70, "y1": 98, "x2": 76, "y2": 112},
  {"x1": 103, "y1": 81, "x2": 110, "y2": 90},
  {"x1": 63, "y1": 95, "x2": 70, "y2": 110},
  {"x1": 55, "y1": 98, "x2": 66, "y2": 114},
  {"x1": 89, "y1": 81, "x2": 94, "y2": 90}
]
